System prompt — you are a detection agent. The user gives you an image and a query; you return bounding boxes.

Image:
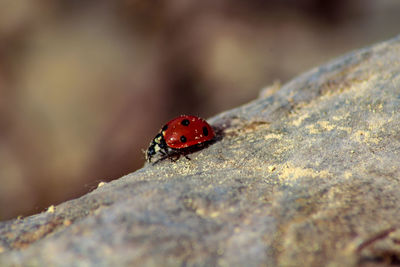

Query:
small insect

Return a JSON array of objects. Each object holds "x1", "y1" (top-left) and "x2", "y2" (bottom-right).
[{"x1": 146, "y1": 115, "x2": 215, "y2": 163}]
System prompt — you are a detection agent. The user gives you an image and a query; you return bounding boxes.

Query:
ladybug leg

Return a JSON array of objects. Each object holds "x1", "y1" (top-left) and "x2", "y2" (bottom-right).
[
  {"x1": 167, "y1": 152, "x2": 180, "y2": 162},
  {"x1": 178, "y1": 149, "x2": 190, "y2": 161},
  {"x1": 151, "y1": 158, "x2": 161, "y2": 165},
  {"x1": 150, "y1": 149, "x2": 168, "y2": 165},
  {"x1": 162, "y1": 147, "x2": 175, "y2": 161},
  {"x1": 163, "y1": 147, "x2": 179, "y2": 162},
  {"x1": 151, "y1": 150, "x2": 172, "y2": 165},
  {"x1": 160, "y1": 149, "x2": 171, "y2": 159},
  {"x1": 152, "y1": 155, "x2": 167, "y2": 165}
]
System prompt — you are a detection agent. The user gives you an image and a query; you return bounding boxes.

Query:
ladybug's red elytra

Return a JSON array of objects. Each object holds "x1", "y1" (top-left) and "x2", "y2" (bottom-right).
[{"x1": 146, "y1": 115, "x2": 215, "y2": 163}]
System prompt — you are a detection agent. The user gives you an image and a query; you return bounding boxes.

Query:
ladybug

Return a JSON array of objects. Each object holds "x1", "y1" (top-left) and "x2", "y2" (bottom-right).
[{"x1": 146, "y1": 115, "x2": 215, "y2": 163}]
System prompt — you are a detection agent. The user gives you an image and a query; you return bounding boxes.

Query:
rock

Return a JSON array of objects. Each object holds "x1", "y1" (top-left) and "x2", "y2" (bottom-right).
[{"x1": 1, "y1": 35, "x2": 400, "y2": 267}]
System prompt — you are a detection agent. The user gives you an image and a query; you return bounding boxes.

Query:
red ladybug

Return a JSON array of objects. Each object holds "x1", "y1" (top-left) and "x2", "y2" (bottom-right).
[{"x1": 146, "y1": 115, "x2": 215, "y2": 163}]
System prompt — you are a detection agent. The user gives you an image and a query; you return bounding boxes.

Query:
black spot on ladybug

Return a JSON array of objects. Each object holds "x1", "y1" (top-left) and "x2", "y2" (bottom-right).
[
  {"x1": 202, "y1": 126, "x2": 209, "y2": 136},
  {"x1": 181, "y1": 119, "x2": 190, "y2": 126},
  {"x1": 180, "y1": 135, "x2": 187, "y2": 143},
  {"x1": 162, "y1": 124, "x2": 168, "y2": 131}
]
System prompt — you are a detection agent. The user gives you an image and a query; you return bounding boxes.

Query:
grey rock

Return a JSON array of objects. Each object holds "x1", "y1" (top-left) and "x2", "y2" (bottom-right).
[{"x1": 1, "y1": 35, "x2": 400, "y2": 267}]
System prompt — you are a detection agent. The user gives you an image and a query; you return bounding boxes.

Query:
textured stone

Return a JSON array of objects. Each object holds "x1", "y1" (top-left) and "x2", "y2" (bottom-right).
[{"x1": 1, "y1": 35, "x2": 400, "y2": 266}]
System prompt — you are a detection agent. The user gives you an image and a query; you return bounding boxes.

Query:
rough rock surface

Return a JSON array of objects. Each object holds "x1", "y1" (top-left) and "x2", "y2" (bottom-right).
[{"x1": 1, "y1": 35, "x2": 400, "y2": 267}]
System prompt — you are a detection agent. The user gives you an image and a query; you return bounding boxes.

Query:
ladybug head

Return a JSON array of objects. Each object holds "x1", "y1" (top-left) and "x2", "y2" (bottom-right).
[{"x1": 146, "y1": 132, "x2": 167, "y2": 162}]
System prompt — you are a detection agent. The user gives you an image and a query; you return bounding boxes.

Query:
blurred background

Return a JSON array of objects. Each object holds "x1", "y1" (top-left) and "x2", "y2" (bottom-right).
[{"x1": 0, "y1": 0, "x2": 400, "y2": 221}]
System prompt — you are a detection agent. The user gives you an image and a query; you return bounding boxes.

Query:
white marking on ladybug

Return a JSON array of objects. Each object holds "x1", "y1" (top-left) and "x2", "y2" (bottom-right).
[{"x1": 154, "y1": 136, "x2": 162, "y2": 144}]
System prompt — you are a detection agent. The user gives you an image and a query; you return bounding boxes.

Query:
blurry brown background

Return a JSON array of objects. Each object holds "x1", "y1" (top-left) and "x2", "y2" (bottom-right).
[{"x1": 0, "y1": 0, "x2": 399, "y2": 221}]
